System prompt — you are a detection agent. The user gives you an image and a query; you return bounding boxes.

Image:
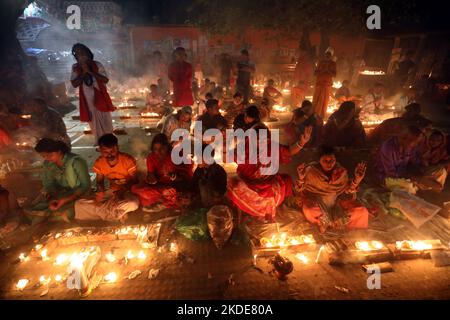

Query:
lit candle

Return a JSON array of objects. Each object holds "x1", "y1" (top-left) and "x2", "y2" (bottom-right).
[
  {"x1": 137, "y1": 251, "x2": 146, "y2": 260},
  {"x1": 55, "y1": 253, "x2": 68, "y2": 265},
  {"x1": 104, "y1": 272, "x2": 117, "y2": 283},
  {"x1": 296, "y1": 253, "x2": 309, "y2": 264},
  {"x1": 16, "y1": 279, "x2": 29, "y2": 290},
  {"x1": 105, "y1": 252, "x2": 116, "y2": 263}
]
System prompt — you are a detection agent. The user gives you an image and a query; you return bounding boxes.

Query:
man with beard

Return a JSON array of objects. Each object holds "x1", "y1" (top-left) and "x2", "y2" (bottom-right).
[{"x1": 75, "y1": 134, "x2": 139, "y2": 222}]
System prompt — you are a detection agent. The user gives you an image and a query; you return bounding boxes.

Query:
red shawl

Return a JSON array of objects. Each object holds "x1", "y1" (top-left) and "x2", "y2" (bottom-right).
[{"x1": 73, "y1": 62, "x2": 115, "y2": 122}]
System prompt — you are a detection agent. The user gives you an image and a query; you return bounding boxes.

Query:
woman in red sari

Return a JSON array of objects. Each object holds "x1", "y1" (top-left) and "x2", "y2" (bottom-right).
[
  {"x1": 227, "y1": 106, "x2": 312, "y2": 221},
  {"x1": 131, "y1": 134, "x2": 193, "y2": 211},
  {"x1": 168, "y1": 47, "x2": 194, "y2": 108}
]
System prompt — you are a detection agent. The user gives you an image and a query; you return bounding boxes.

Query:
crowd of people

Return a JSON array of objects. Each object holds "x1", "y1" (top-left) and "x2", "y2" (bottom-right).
[{"x1": 1, "y1": 43, "x2": 449, "y2": 239}]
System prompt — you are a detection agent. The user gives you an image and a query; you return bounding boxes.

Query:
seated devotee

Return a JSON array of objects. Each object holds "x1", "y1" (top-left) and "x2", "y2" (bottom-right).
[
  {"x1": 157, "y1": 78, "x2": 169, "y2": 99},
  {"x1": 145, "y1": 84, "x2": 164, "y2": 114},
  {"x1": 161, "y1": 106, "x2": 193, "y2": 142},
  {"x1": 263, "y1": 79, "x2": 283, "y2": 108},
  {"x1": 291, "y1": 80, "x2": 308, "y2": 108},
  {"x1": 197, "y1": 92, "x2": 213, "y2": 116},
  {"x1": 362, "y1": 82, "x2": 385, "y2": 115},
  {"x1": 23, "y1": 139, "x2": 91, "y2": 225},
  {"x1": 374, "y1": 125, "x2": 447, "y2": 191},
  {"x1": 225, "y1": 92, "x2": 246, "y2": 124},
  {"x1": 227, "y1": 122, "x2": 313, "y2": 222},
  {"x1": 20, "y1": 98, "x2": 71, "y2": 147},
  {"x1": 131, "y1": 133, "x2": 193, "y2": 212},
  {"x1": 367, "y1": 103, "x2": 432, "y2": 146},
  {"x1": 334, "y1": 80, "x2": 351, "y2": 103},
  {"x1": 299, "y1": 100, "x2": 323, "y2": 147},
  {"x1": 284, "y1": 109, "x2": 308, "y2": 145},
  {"x1": 196, "y1": 99, "x2": 228, "y2": 136},
  {"x1": 295, "y1": 145, "x2": 369, "y2": 233},
  {"x1": 199, "y1": 78, "x2": 212, "y2": 97},
  {"x1": 75, "y1": 134, "x2": 139, "y2": 222},
  {"x1": 233, "y1": 105, "x2": 260, "y2": 131},
  {"x1": 323, "y1": 101, "x2": 366, "y2": 147},
  {"x1": 191, "y1": 145, "x2": 228, "y2": 208},
  {"x1": 395, "y1": 87, "x2": 418, "y2": 114},
  {"x1": 259, "y1": 98, "x2": 272, "y2": 121}
]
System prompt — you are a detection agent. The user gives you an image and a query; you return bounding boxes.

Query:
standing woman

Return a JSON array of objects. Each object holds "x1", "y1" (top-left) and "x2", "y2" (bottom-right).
[
  {"x1": 70, "y1": 43, "x2": 115, "y2": 144},
  {"x1": 168, "y1": 47, "x2": 194, "y2": 109}
]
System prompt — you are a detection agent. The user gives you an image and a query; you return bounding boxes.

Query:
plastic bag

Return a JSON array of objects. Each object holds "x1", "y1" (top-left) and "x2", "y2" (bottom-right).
[
  {"x1": 175, "y1": 209, "x2": 210, "y2": 241},
  {"x1": 385, "y1": 178, "x2": 418, "y2": 194},
  {"x1": 389, "y1": 190, "x2": 441, "y2": 228},
  {"x1": 207, "y1": 205, "x2": 234, "y2": 249}
]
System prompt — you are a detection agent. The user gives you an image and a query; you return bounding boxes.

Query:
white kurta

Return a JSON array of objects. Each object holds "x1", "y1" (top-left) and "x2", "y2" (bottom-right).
[{"x1": 71, "y1": 61, "x2": 113, "y2": 144}]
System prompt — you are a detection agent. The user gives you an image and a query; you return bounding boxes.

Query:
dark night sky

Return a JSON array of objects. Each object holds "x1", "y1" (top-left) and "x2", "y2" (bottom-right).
[
  {"x1": 114, "y1": 0, "x2": 192, "y2": 25},
  {"x1": 112, "y1": 0, "x2": 449, "y2": 30}
]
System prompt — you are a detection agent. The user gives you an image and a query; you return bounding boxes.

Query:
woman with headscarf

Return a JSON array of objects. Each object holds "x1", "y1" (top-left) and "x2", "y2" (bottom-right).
[
  {"x1": 296, "y1": 146, "x2": 369, "y2": 233},
  {"x1": 70, "y1": 43, "x2": 115, "y2": 144}
]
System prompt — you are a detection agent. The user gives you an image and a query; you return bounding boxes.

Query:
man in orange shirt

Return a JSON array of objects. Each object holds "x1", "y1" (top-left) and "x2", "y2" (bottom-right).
[{"x1": 75, "y1": 134, "x2": 139, "y2": 222}]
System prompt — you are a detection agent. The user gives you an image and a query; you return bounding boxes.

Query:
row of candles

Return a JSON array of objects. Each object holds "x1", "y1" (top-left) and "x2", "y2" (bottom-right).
[{"x1": 14, "y1": 237, "x2": 176, "y2": 292}]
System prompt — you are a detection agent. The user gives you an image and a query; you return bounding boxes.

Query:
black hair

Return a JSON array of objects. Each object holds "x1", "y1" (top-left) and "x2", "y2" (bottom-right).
[
  {"x1": 405, "y1": 103, "x2": 421, "y2": 114},
  {"x1": 336, "y1": 101, "x2": 356, "y2": 117},
  {"x1": 151, "y1": 133, "x2": 171, "y2": 151},
  {"x1": 430, "y1": 129, "x2": 444, "y2": 138},
  {"x1": 205, "y1": 99, "x2": 219, "y2": 109},
  {"x1": 245, "y1": 105, "x2": 260, "y2": 121},
  {"x1": 318, "y1": 145, "x2": 336, "y2": 158},
  {"x1": 405, "y1": 125, "x2": 424, "y2": 138},
  {"x1": 98, "y1": 134, "x2": 118, "y2": 148},
  {"x1": 72, "y1": 43, "x2": 94, "y2": 60},
  {"x1": 241, "y1": 49, "x2": 249, "y2": 56},
  {"x1": 35, "y1": 138, "x2": 70, "y2": 154},
  {"x1": 205, "y1": 92, "x2": 213, "y2": 99},
  {"x1": 293, "y1": 108, "x2": 306, "y2": 119},
  {"x1": 301, "y1": 100, "x2": 313, "y2": 109},
  {"x1": 233, "y1": 92, "x2": 243, "y2": 99}
]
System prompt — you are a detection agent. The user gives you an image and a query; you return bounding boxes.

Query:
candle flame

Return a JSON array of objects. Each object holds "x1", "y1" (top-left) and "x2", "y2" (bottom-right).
[
  {"x1": 295, "y1": 253, "x2": 309, "y2": 264},
  {"x1": 104, "y1": 272, "x2": 117, "y2": 283},
  {"x1": 16, "y1": 279, "x2": 29, "y2": 290},
  {"x1": 105, "y1": 253, "x2": 116, "y2": 263},
  {"x1": 396, "y1": 240, "x2": 433, "y2": 251},
  {"x1": 137, "y1": 250, "x2": 146, "y2": 260},
  {"x1": 55, "y1": 253, "x2": 68, "y2": 265}
]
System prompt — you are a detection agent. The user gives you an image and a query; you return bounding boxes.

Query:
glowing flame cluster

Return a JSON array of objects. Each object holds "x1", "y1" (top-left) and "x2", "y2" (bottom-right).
[
  {"x1": 332, "y1": 81, "x2": 342, "y2": 89},
  {"x1": 260, "y1": 233, "x2": 315, "y2": 248},
  {"x1": 355, "y1": 241, "x2": 385, "y2": 251},
  {"x1": 362, "y1": 119, "x2": 383, "y2": 126},
  {"x1": 395, "y1": 240, "x2": 433, "y2": 251},
  {"x1": 140, "y1": 112, "x2": 159, "y2": 118},
  {"x1": 272, "y1": 105, "x2": 288, "y2": 112},
  {"x1": 359, "y1": 70, "x2": 386, "y2": 76}
]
